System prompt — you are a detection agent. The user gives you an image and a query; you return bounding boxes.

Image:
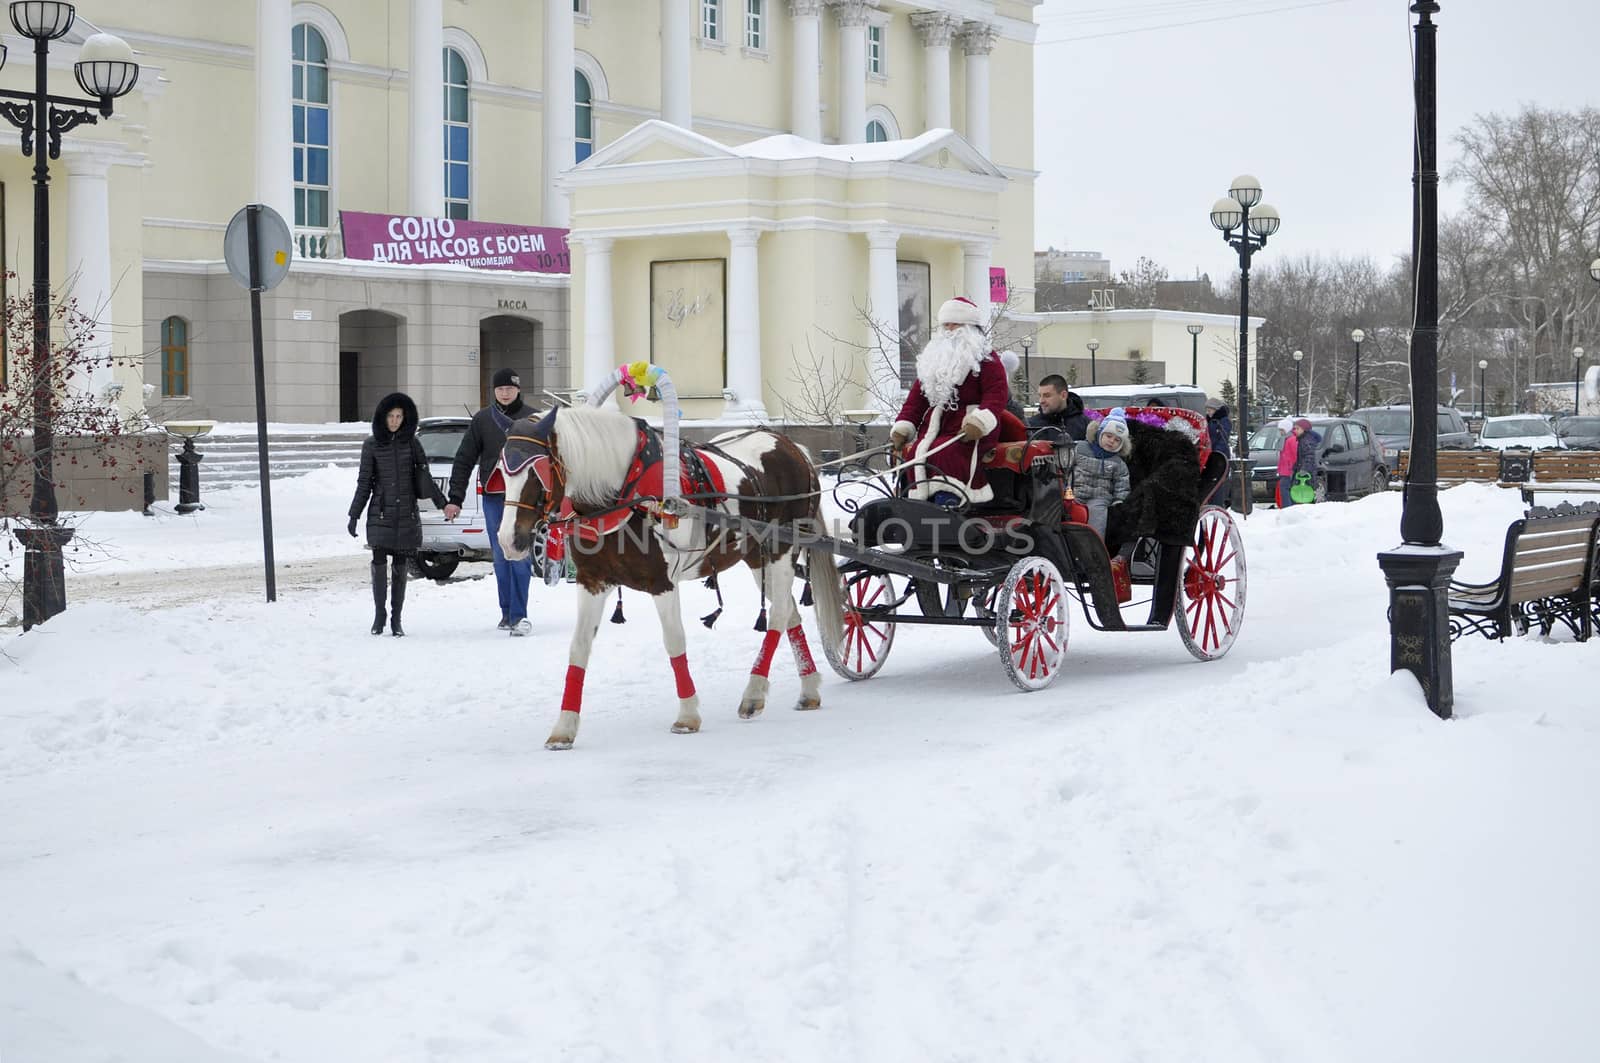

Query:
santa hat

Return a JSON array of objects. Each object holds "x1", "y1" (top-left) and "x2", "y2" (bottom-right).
[
  {"x1": 937, "y1": 296, "x2": 983, "y2": 327},
  {"x1": 998, "y1": 349, "x2": 1020, "y2": 377}
]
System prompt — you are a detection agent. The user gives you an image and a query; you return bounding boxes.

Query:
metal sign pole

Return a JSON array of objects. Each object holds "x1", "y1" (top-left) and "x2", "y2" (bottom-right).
[{"x1": 245, "y1": 204, "x2": 278, "y2": 602}]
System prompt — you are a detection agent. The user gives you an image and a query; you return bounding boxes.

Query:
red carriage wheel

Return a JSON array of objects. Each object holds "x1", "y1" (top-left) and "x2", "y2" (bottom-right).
[
  {"x1": 1176, "y1": 505, "x2": 1247, "y2": 661},
  {"x1": 994, "y1": 557, "x2": 1070, "y2": 691},
  {"x1": 821, "y1": 571, "x2": 897, "y2": 681}
]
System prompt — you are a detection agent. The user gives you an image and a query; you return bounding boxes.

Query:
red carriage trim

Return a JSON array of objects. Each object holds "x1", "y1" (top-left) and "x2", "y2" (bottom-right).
[{"x1": 1083, "y1": 405, "x2": 1211, "y2": 466}]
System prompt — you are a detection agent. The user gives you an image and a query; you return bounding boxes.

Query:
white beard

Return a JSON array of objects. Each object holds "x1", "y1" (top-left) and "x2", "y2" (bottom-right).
[{"x1": 916, "y1": 326, "x2": 986, "y2": 408}]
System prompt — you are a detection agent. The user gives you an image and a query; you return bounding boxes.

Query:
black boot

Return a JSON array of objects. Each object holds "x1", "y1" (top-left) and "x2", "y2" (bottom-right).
[
  {"x1": 370, "y1": 559, "x2": 387, "y2": 635},
  {"x1": 390, "y1": 556, "x2": 408, "y2": 637}
]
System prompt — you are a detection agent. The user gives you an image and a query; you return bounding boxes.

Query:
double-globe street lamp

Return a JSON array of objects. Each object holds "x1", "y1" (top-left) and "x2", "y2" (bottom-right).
[
  {"x1": 1210, "y1": 175, "x2": 1282, "y2": 513},
  {"x1": 1350, "y1": 328, "x2": 1365, "y2": 410},
  {"x1": 1186, "y1": 323, "x2": 1204, "y2": 386},
  {"x1": 0, "y1": 3, "x2": 141, "y2": 630},
  {"x1": 1086, "y1": 338, "x2": 1099, "y2": 386},
  {"x1": 1292, "y1": 349, "x2": 1303, "y2": 415}
]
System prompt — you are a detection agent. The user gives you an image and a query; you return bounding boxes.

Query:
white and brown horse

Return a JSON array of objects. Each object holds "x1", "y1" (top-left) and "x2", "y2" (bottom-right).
[{"x1": 496, "y1": 406, "x2": 845, "y2": 750}]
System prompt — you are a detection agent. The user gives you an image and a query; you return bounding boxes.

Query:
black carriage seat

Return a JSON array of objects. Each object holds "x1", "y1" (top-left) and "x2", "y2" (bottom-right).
[{"x1": 851, "y1": 496, "x2": 1016, "y2": 555}]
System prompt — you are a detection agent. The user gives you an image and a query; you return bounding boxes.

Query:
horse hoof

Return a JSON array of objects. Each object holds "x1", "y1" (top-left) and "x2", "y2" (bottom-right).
[
  {"x1": 671, "y1": 721, "x2": 701, "y2": 734},
  {"x1": 738, "y1": 699, "x2": 765, "y2": 719},
  {"x1": 545, "y1": 738, "x2": 574, "y2": 751},
  {"x1": 794, "y1": 696, "x2": 822, "y2": 711}
]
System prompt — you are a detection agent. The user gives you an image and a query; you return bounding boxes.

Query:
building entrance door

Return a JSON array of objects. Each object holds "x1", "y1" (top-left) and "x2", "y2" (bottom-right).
[
  {"x1": 339, "y1": 351, "x2": 359, "y2": 422},
  {"x1": 478, "y1": 315, "x2": 541, "y2": 408}
]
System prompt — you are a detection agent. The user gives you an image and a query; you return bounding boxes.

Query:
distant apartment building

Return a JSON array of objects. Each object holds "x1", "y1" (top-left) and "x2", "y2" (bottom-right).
[{"x1": 1035, "y1": 246, "x2": 1111, "y2": 284}]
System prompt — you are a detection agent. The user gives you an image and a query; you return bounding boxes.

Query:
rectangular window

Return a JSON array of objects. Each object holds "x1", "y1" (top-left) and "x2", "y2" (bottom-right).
[
  {"x1": 161, "y1": 317, "x2": 189, "y2": 397},
  {"x1": 868, "y1": 25, "x2": 883, "y2": 75},
  {"x1": 896, "y1": 261, "x2": 930, "y2": 389},
  {"x1": 702, "y1": 0, "x2": 719, "y2": 41},
  {"x1": 745, "y1": 0, "x2": 762, "y2": 50}
]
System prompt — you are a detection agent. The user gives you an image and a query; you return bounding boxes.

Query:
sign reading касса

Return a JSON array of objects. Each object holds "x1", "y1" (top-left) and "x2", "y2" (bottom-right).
[{"x1": 339, "y1": 210, "x2": 571, "y2": 274}]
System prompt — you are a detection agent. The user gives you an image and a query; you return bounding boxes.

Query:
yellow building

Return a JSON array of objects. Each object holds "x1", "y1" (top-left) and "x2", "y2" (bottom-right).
[{"x1": 1, "y1": 1, "x2": 1040, "y2": 426}]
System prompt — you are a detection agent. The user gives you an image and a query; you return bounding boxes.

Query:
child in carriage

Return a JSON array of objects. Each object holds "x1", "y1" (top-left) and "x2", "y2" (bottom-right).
[{"x1": 1071, "y1": 407, "x2": 1133, "y2": 538}]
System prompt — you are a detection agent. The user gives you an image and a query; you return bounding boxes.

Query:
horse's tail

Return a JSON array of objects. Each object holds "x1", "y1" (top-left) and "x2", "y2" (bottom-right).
[{"x1": 805, "y1": 546, "x2": 845, "y2": 659}]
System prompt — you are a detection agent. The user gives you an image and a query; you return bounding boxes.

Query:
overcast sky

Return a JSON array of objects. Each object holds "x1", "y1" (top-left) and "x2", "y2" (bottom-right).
[{"x1": 1032, "y1": 0, "x2": 1600, "y2": 282}]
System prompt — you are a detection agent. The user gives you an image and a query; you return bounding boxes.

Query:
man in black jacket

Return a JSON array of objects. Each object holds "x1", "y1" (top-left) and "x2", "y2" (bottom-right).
[
  {"x1": 1028, "y1": 374, "x2": 1089, "y2": 442},
  {"x1": 443, "y1": 368, "x2": 534, "y2": 635}
]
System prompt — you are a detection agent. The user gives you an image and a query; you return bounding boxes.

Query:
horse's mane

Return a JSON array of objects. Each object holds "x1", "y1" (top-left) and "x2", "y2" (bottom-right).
[{"x1": 555, "y1": 406, "x2": 639, "y2": 505}]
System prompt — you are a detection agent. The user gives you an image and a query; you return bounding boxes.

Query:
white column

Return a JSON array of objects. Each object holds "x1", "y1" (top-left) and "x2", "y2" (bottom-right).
[
  {"x1": 963, "y1": 241, "x2": 992, "y2": 324},
  {"x1": 581, "y1": 238, "x2": 615, "y2": 393},
  {"x1": 789, "y1": 1, "x2": 823, "y2": 140},
  {"x1": 543, "y1": 0, "x2": 576, "y2": 227},
  {"x1": 866, "y1": 228, "x2": 901, "y2": 415},
  {"x1": 960, "y1": 22, "x2": 996, "y2": 156},
  {"x1": 662, "y1": 0, "x2": 693, "y2": 128},
  {"x1": 910, "y1": 12, "x2": 955, "y2": 131},
  {"x1": 724, "y1": 227, "x2": 770, "y2": 420},
  {"x1": 409, "y1": 0, "x2": 444, "y2": 215},
  {"x1": 831, "y1": 1, "x2": 871, "y2": 144},
  {"x1": 64, "y1": 152, "x2": 114, "y2": 400},
  {"x1": 255, "y1": 0, "x2": 294, "y2": 228}
]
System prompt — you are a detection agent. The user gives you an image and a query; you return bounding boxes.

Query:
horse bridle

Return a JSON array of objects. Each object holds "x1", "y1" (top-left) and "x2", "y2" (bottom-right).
[{"x1": 502, "y1": 433, "x2": 566, "y2": 522}]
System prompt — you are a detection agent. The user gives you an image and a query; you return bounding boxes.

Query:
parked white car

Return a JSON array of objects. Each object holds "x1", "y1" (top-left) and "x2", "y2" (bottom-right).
[
  {"x1": 414, "y1": 416, "x2": 546, "y2": 580},
  {"x1": 1476, "y1": 415, "x2": 1565, "y2": 451}
]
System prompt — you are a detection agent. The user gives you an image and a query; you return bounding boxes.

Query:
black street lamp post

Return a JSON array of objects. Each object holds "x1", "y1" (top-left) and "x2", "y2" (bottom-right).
[
  {"x1": 1086, "y1": 338, "x2": 1099, "y2": 386},
  {"x1": 1187, "y1": 323, "x2": 1203, "y2": 386},
  {"x1": 1477, "y1": 358, "x2": 1488, "y2": 417},
  {"x1": 1350, "y1": 328, "x2": 1365, "y2": 410},
  {"x1": 1378, "y1": 0, "x2": 1459, "y2": 720},
  {"x1": 1210, "y1": 175, "x2": 1282, "y2": 517},
  {"x1": 1292, "y1": 349, "x2": 1303, "y2": 415},
  {"x1": 0, "y1": 3, "x2": 140, "y2": 631},
  {"x1": 1020, "y1": 335, "x2": 1032, "y2": 388}
]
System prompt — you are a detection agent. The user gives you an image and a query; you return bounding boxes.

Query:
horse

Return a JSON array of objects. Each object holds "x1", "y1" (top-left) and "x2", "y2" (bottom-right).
[{"x1": 495, "y1": 405, "x2": 846, "y2": 750}]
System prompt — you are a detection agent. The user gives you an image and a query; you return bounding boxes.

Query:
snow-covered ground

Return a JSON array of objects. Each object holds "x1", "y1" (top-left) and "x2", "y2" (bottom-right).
[{"x1": 2, "y1": 475, "x2": 1598, "y2": 1062}]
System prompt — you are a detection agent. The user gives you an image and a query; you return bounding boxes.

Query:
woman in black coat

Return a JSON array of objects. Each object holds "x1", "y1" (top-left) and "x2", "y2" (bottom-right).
[{"x1": 348, "y1": 392, "x2": 447, "y2": 636}]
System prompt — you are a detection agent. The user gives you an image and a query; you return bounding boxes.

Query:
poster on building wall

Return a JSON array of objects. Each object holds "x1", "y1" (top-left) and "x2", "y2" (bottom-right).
[
  {"x1": 989, "y1": 267, "x2": 1007, "y2": 305},
  {"x1": 649, "y1": 259, "x2": 726, "y2": 398},
  {"x1": 896, "y1": 261, "x2": 930, "y2": 387},
  {"x1": 338, "y1": 211, "x2": 571, "y2": 273}
]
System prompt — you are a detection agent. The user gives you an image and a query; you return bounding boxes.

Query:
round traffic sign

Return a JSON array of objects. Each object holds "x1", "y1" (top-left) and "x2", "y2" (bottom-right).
[{"x1": 223, "y1": 204, "x2": 293, "y2": 291}]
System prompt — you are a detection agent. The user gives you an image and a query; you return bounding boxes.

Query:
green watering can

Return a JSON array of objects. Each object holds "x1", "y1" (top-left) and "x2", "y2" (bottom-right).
[{"x1": 1289, "y1": 471, "x2": 1317, "y2": 504}]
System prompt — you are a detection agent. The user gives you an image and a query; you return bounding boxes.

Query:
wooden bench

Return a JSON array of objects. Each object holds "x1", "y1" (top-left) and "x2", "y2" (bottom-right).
[
  {"x1": 1447, "y1": 509, "x2": 1600, "y2": 642},
  {"x1": 1394, "y1": 448, "x2": 1507, "y2": 486},
  {"x1": 1521, "y1": 449, "x2": 1600, "y2": 504}
]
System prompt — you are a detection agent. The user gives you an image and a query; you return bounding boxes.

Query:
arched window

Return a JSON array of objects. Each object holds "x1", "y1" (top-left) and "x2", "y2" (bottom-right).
[
  {"x1": 443, "y1": 47, "x2": 470, "y2": 219},
  {"x1": 865, "y1": 119, "x2": 889, "y2": 143},
  {"x1": 575, "y1": 70, "x2": 594, "y2": 163},
  {"x1": 292, "y1": 23, "x2": 331, "y2": 228},
  {"x1": 161, "y1": 316, "x2": 189, "y2": 397}
]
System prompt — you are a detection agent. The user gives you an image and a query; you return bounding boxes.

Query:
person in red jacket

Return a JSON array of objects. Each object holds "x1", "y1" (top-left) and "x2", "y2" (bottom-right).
[{"x1": 889, "y1": 296, "x2": 1010, "y2": 505}]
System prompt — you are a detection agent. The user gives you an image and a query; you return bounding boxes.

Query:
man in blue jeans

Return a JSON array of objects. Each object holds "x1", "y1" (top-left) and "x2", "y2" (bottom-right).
[{"x1": 444, "y1": 368, "x2": 534, "y2": 635}]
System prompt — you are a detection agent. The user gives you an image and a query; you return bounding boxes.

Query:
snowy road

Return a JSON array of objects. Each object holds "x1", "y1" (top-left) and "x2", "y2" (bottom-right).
[{"x1": 3, "y1": 480, "x2": 1598, "y2": 1062}]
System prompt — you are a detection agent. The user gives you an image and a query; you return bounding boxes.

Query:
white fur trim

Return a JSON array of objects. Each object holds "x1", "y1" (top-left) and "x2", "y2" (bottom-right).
[
  {"x1": 963, "y1": 406, "x2": 998, "y2": 437},
  {"x1": 891, "y1": 419, "x2": 916, "y2": 442},
  {"x1": 998, "y1": 349, "x2": 1020, "y2": 376},
  {"x1": 937, "y1": 297, "x2": 982, "y2": 327}
]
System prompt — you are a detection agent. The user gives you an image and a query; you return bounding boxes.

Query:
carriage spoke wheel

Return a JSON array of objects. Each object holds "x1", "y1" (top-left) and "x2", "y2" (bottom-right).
[
  {"x1": 973, "y1": 583, "x2": 1002, "y2": 646},
  {"x1": 994, "y1": 557, "x2": 1069, "y2": 691},
  {"x1": 822, "y1": 571, "x2": 897, "y2": 681},
  {"x1": 1176, "y1": 505, "x2": 1248, "y2": 661}
]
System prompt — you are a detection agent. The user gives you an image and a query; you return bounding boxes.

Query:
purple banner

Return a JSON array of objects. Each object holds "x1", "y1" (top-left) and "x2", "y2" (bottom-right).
[{"x1": 338, "y1": 210, "x2": 571, "y2": 273}]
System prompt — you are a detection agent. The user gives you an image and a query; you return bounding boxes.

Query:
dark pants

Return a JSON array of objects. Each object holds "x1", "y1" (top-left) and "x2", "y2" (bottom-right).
[
  {"x1": 481, "y1": 492, "x2": 532, "y2": 622},
  {"x1": 1277, "y1": 475, "x2": 1297, "y2": 508}
]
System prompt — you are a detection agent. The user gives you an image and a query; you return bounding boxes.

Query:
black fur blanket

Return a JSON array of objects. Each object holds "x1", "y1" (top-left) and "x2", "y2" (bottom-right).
[{"x1": 1105, "y1": 420, "x2": 1201, "y2": 552}]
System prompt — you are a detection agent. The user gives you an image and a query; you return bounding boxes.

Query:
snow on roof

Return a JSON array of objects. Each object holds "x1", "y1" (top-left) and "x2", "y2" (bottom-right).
[{"x1": 732, "y1": 128, "x2": 956, "y2": 164}]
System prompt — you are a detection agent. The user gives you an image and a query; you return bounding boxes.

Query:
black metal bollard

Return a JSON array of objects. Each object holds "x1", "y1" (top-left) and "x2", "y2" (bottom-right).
[
  {"x1": 142, "y1": 471, "x2": 156, "y2": 516},
  {"x1": 175, "y1": 436, "x2": 206, "y2": 513}
]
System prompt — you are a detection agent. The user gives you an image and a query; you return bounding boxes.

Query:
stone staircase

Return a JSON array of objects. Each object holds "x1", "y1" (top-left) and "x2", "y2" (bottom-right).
[{"x1": 167, "y1": 426, "x2": 369, "y2": 492}]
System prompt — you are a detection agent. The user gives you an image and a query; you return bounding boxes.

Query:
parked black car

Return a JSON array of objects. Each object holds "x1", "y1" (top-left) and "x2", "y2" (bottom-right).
[
  {"x1": 1248, "y1": 416, "x2": 1389, "y2": 503},
  {"x1": 1554, "y1": 415, "x2": 1600, "y2": 449},
  {"x1": 1350, "y1": 405, "x2": 1474, "y2": 479}
]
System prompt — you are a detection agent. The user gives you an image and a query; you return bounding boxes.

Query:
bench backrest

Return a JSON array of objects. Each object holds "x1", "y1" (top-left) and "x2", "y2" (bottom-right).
[
  {"x1": 1531, "y1": 449, "x2": 1600, "y2": 482},
  {"x1": 1503, "y1": 514, "x2": 1599, "y2": 605},
  {"x1": 1395, "y1": 448, "x2": 1503, "y2": 482}
]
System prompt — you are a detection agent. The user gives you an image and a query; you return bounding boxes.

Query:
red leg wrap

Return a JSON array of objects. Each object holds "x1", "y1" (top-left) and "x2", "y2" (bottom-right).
[
  {"x1": 751, "y1": 629, "x2": 783, "y2": 677},
  {"x1": 560, "y1": 664, "x2": 586, "y2": 714},
  {"x1": 669, "y1": 653, "x2": 696, "y2": 700},
  {"x1": 787, "y1": 625, "x2": 817, "y2": 677}
]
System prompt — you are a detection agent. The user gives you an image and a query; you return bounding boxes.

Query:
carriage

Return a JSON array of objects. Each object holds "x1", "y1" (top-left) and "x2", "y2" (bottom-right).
[{"x1": 749, "y1": 405, "x2": 1247, "y2": 692}]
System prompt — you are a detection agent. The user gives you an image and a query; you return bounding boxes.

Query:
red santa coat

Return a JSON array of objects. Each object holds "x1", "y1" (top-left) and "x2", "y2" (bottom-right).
[{"x1": 893, "y1": 352, "x2": 1010, "y2": 503}]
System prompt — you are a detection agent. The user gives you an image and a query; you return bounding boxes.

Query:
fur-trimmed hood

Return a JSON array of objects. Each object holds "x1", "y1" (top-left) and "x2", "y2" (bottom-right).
[{"x1": 371, "y1": 392, "x2": 420, "y2": 442}]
